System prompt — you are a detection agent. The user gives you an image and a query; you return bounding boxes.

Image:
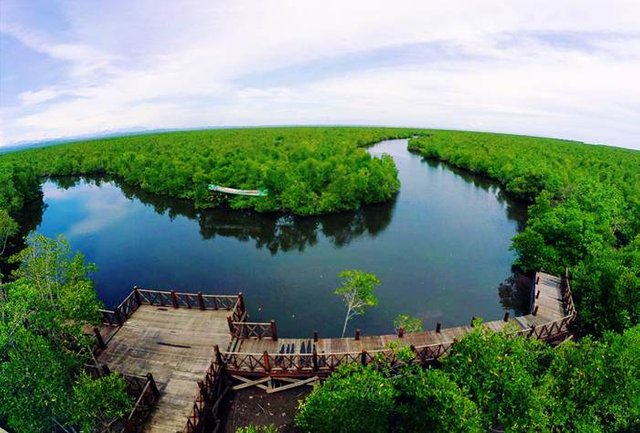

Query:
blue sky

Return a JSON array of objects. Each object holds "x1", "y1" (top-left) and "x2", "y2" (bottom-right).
[{"x1": 1, "y1": 0, "x2": 639, "y2": 149}]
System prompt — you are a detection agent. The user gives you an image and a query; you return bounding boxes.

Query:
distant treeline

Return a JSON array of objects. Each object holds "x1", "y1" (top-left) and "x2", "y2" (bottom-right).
[
  {"x1": 0, "y1": 127, "x2": 420, "y2": 218},
  {"x1": 409, "y1": 131, "x2": 640, "y2": 336}
]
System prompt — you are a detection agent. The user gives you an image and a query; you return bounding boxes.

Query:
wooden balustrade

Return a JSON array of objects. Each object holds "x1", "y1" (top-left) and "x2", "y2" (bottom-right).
[
  {"x1": 100, "y1": 288, "x2": 242, "y2": 330},
  {"x1": 232, "y1": 321, "x2": 277, "y2": 340},
  {"x1": 100, "y1": 309, "x2": 121, "y2": 326},
  {"x1": 133, "y1": 288, "x2": 240, "y2": 311},
  {"x1": 223, "y1": 313, "x2": 574, "y2": 376},
  {"x1": 182, "y1": 350, "x2": 228, "y2": 433},
  {"x1": 122, "y1": 373, "x2": 160, "y2": 433}
]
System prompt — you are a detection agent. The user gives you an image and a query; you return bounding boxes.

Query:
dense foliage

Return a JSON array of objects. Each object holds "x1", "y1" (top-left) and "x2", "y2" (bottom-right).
[
  {"x1": 0, "y1": 127, "x2": 420, "y2": 218},
  {"x1": 443, "y1": 324, "x2": 549, "y2": 431},
  {"x1": 296, "y1": 363, "x2": 397, "y2": 433},
  {"x1": 296, "y1": 324, "x2": 640, "y2": 433},
  {"x1": 0, "y1": 235, "x2": 131, "y2": 432},
  {"x1": 409, "y1": 131, "x2": 640, "y2": 335}
]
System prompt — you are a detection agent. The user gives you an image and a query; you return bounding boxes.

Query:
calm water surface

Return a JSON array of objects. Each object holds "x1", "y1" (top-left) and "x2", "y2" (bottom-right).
[{"x1": 35, "y1": 139, "x2": 527, "y2": 337}]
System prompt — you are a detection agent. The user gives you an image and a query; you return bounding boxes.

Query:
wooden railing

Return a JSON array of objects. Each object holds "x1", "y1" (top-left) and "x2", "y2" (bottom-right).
[
  {"x1": 222, "y1": 347, "x2": 417, "y2": 376},
  {"x1": 521, "y1": 272, "x2": 576, "y2": 343},
  {"x1": 183, "y1": 348, "x2": 229, "y2": 433},
  {"x1": 231, "y1": 320, "x2": 277, "y2": 340},
  {"x1": 224, "y1": 272, "x2": 578, "y2": 376},
  {"x1": 120, "y1": 373, "x2": 160, "y2": 433},
  {"x1": 99, "y1": 288, "x2": 243, "y2": 327}
]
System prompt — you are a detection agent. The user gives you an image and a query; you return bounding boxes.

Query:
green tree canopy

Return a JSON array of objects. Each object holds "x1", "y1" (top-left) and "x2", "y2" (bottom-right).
[{"x1": 335, "y1": 269, "x2": 380, "y2": 337}]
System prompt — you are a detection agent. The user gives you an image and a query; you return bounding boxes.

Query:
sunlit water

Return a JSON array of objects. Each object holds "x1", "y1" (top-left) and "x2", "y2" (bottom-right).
[{"x1": 34, "y1": 139, "x2": 527, "y2": 337}]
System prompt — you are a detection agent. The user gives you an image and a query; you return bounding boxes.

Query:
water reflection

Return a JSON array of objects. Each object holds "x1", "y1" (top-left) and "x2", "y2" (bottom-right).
[
  {"x1": 497, "y1": 274, "x2": 533, "y2": 316},
  {"x1": 0, "y1": 194, "x2": 45, "y2": 278},
  {"x1": 418, "y1": 155, "x2": 527, "y2": 230},
  {"x1": 49, "y1": 176, "x2": 397, "y2": 255}
]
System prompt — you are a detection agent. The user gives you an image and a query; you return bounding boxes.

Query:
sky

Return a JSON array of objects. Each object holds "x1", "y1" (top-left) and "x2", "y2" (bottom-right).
[{"x1": 1, "y1": 0, "x2": 639, "y2": 149}]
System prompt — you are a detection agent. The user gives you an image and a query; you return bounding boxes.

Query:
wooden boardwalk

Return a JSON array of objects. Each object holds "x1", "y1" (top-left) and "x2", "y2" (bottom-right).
[
  {"x1": 223, "y1": 271, "x2": 576, "y2": 377},
  {"x1": 93, "y1": 271, "x2": 575, "y2": 431}
]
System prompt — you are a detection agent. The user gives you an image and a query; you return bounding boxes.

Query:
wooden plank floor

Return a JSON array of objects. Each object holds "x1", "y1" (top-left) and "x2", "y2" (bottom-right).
[
  {"x1": 97, "y1": 305, "x2": 232, "y2": 433},
  {"x1": 232, "y1": 272, "x2": 568, "y2": 362}
]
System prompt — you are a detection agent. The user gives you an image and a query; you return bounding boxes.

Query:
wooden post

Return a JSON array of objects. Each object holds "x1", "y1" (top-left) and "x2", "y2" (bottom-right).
[
  {"x1": 114, "y1": 308, "x2": 123, "y2": 326},
  {"x1": 101, "y1": 364, "x2": 111, "y2": 376},
  {"x1": 214, "y1": 345, "x2": 224, "y2": 365},
  {"x1": 536, "y1": 276, "x2": 540, "y2": 285},
  {"x1": 238, "y1": 292, "x2": 245, "y2": 313},
  {"x1": 398, "y1": 327, "x2": 405, "y2": 338},
  {"x1": 529, "y1": 325, "x2": 537, "y2": 337},
  {"x1": 312, "y1": 346, "x2": 319, "y2": 372},
  {"x1": 436, "y1": 322, "x2": 441, "y2": 333},
  {"x1": 146, "y1": 373, "x2": 159, "y2": 397},
  {"x1": 197, "y1": 292, "x2": 205, "y2": 310},
  {"x1": 536, "y1": 290, "x2": 541, "y2": 299},
  {"x1": 93, "y1": 327, "x2": 106, "y2": 349},
  {"x1": 171, "y1": 290, "x2": 178, "y2": 309},
  {"x1": 503, "y1": 311, "x2": 510, "y2": 322},
  {"x1": 133, "y1": 286, "x2": 141, "y2": 306},
  {"x1": 197, "y1": 380, "x2": 206, "y2": 399},
  {"x1": 355, "y1": 329, "x2": 360, "y2": 340},
  {"x1": 313, "y1": 330, "x2": 319, "y2": 342},
  {"x1": 227, "y1": 316, "x2": 235, "y2": 335},
  {"x1": 361, "y1": 350, "x2": 368, "y2": 366},
  {"x1": 270, "y1": 320, "x2": 278, "y2": 341},
  {"x1": 263, "y1": 351, "x2": 271, "y2": 372},
  {"x1": 212, "y1": 295, "x2": 218, "y2": 310},
  {"x1": 124, "y1": 420, "x2": 136, "y2": 433},
  {"x1": 533, "y1": 305, "x2": 539, "y2": 316}
]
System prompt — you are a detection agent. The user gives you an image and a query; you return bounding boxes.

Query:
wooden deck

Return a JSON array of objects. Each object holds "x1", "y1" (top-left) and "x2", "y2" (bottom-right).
[
  {"x1": 97, "y1": 305, "x2": 232, "y2": 433},
  {"x1": 93, "y1": 271, "x2": 575, "y2": 431}
]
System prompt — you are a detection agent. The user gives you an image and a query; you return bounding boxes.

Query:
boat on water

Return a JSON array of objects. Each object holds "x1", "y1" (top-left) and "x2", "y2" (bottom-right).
[{"x1": 208, "y1": 184, "x2": 268, "y2": 197}]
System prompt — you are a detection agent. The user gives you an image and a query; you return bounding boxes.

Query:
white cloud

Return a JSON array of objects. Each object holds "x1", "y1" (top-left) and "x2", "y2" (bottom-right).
[
  {"x1": 1, "y1": 0, "x2": 639, "y2": 148},
  {"x1": 18, "y1": 88, "x2": 61, "y2": 105},
  {"x1": 42, "y1": 181, "x2": 133, "y2": 236}
]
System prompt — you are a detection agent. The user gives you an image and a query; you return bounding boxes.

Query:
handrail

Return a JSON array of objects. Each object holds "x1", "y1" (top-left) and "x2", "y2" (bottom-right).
[
  {"x1": 182, "y1": 354, "x2": 227, "y2": 433},
  {"x1": 224, "y1": 306, "x2": 577, "y2": 375},
  {"x1": 231, "y1": 321, "x2": 275, "y2": 340}
]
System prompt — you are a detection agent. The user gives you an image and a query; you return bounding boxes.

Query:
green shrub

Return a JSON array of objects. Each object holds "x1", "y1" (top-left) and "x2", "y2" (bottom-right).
[
  {"x1": 295, "y1": 363, "x2": 396, "y2": 433},
  {"x1": 442, "y1": 326, "x2": 550, "y2": 432},
  {"x1": 394, "y1": 367, "x2": 482, "y2": 433}
]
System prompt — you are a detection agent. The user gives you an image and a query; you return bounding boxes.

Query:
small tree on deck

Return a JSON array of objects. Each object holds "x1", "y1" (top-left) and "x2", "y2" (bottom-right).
[{"x1": 335, "y1": 270, "x2": 379, "y2": 338}]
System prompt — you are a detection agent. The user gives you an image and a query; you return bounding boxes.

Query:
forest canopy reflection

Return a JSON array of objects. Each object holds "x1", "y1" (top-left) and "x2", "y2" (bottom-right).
[{"x1": 49, "y1": 176, "x2": 397, "y2": 255}]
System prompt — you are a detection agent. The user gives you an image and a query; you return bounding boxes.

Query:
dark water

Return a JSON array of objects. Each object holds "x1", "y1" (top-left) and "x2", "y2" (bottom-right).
[{"x1": 34, "y1": 139, "x2": 528, "y2": 337}]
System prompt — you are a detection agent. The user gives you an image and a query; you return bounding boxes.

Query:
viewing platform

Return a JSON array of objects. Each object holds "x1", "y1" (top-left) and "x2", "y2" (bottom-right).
[{"x1": 92, "y1": 271, "x2": 576, "y2": 432}]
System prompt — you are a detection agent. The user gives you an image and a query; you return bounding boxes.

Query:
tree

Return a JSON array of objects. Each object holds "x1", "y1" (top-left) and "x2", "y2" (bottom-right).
[
  {"x1": 394, "y1": 367, "x2": 482, "y2": 433},
  {"x1": 335, "y1": 269, "x2": 379, "y2": 337},
  {"x1": 0, "y1": 209, "x2": 18, "y2": 259},
  {"x1": 70, "y1": 373, "x2": 132, "y2": 433},
  {"x1": 296, "y1": 363, "x2": 396, "y2": 433},
  {"x1": 0, "y1": 234, "x2": 130, "y2": 432},
  {"x1": 542, "y1": 327, "x2": 640, "y2": 432},
  {"x1": 442, "y1": 325, "x2": 550, "y2": 432},
  {"x1": 393, "y1": 314, "x2": 423, "y2": 333}
]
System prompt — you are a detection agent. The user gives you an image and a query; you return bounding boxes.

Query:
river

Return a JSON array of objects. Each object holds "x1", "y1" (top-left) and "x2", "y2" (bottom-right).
[{"x1": 34, "y1": 139, "x2": 528, "y2": 337}]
